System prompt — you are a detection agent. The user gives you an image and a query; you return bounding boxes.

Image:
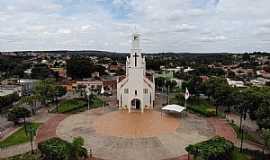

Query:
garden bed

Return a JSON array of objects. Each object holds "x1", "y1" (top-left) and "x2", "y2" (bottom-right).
[
  {"x1": 0, "y1": 123, "x2": 41, "y2": 148},
  {"x1": 187, "y1": 100, "x2": 217, "y2": 117}
]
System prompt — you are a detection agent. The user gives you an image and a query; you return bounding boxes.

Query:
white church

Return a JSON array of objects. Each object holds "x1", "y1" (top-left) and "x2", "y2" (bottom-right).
[{"x1": 117, "y1": 33, "x2": 155, "y2": 112}]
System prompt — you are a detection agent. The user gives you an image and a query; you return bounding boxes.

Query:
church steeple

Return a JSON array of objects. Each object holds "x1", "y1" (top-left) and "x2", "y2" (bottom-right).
[
  {"x1": 127, "y1": 32, "x2": 145, "y2": 69},
  {"x1": 132, "y1": 33, "x2": 140, "y2": 50}
]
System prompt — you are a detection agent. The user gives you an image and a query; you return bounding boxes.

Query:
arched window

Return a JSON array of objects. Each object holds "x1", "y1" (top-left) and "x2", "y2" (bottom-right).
[{"x1": 135, "y1": 90, "x2": 137, "y2": 96}]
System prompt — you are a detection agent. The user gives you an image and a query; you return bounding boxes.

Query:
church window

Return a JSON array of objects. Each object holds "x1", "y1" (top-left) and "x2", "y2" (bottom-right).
[
  {"x1": 124, "y1": 88, "x2": 129, "y2": 94},
  {"x1": 143, "y1": 88, "x2": 148, "y2": 94},
  {"x1": 135, "y1": 90, "x2": 137, "y2": 95}
]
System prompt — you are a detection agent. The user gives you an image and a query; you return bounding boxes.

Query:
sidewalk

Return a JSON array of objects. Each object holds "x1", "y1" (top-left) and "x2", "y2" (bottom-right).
[{"x1": 0, "y1": 142, "x2": 36, "y2": 158}]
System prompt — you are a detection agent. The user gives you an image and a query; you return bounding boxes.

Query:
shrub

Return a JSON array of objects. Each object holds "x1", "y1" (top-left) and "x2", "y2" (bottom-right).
[
  {"x1": 38, "y1": 138, "x2": 71, "y2": 160},
  {"x1": 7, "y1": 107, "x2": 31, "y2": 124},
  {"x1": 57, "y1": 99, "x2": 87, "y2": 113},
  {"x1": 185, "y1": 136, "x2": 234, "y2": 160},
  {"x1": 38, "y1": 137, "x2": 87, "y2": 160}
]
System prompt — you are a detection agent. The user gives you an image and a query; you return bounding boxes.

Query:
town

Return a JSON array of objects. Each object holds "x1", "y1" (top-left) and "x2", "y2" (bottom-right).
[
  {"x1": 1, "y1": 0, "x2": 270, "y2": 160},
  {"x1": 1, "y1": 45, "x2": 270, "y2": 160}
]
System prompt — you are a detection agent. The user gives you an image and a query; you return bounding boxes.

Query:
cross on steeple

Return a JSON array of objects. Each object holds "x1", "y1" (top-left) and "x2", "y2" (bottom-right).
[{"x1": 133, "y1": 52, "x2": 139, "y2": 67}]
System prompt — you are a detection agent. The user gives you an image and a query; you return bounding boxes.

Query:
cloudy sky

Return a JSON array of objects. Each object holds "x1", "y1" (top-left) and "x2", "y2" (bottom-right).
[{"x1": 0, "y1": 0, "x2": 270, "y2": 53}]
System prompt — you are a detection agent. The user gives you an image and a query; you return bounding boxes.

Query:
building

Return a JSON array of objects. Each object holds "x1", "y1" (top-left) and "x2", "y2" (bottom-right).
[
  {"x1": 0, "y1": 85, "x2": 22, "y2": 97},
  {"x1": 250, "y1": 77, "x2": 270, "y2": 86},
  {"x1": 18, "y1": 79, "x2": 38, "y2": 96},
  {"x1": 117, "y1": 33, "x2": 155, "y2": 112},
  {"x1": 226, "y1": 78, "x2": 245, "y2": 88}
]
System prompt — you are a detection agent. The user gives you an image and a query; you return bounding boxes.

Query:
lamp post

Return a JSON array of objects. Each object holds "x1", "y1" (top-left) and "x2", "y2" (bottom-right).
[
  {"x1": 26, "y1": 117, "x2": 35, "y2": 154},
  {"x1": 101, "y1": 86, "x2": 105, "y2": 111},
  {"x1": 86, "y1": 87, "x2": 91, "y2": 111},
  {"x1": 240, "y1": 125, "x2": 247, "y2": 153}
]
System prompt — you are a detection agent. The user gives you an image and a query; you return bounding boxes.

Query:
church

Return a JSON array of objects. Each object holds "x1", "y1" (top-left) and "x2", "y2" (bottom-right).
[{"x1": 117, "y1": 33, "x2": 155, "y2": 112}]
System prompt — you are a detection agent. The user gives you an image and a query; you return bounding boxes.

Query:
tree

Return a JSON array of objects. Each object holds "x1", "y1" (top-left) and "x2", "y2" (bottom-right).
[
  {"x1": 262, "y1": 128, "x2": 270, "y2": 155},
  {"x1": 66, "y1": 58, "x2": 94, "y2": 79},
  {"x1": 0, "y1": 93, "x2": 19, "y2": 109},
  {"x1": 71, "y1": 137, "x2": 87, "y2": 160},
  {"x1": 182, "y1": 76, "x2": 203, "y2": 97},
  {"x1": 38, "y1": 137, "x2": 87, "y2": 160},
  {"x1": 7, "y1": 107, "x2": 31, "y2": 125},
  {"x1": 8, "y1": 107, "x2": 31, "y2": 134},
  {"x1": 33, "y1": 78, "x2": 57, "y2": 105},
  {"x1": 165, "y1": 79, "x2": 177, "y2": 90},
  {"x1": 31, "y1": 64, "x2": 50, "y2": 79},
  {"x1": 256, "y1": 100, "x2": 270, "y2": 129},
  {"x1": 18, "y1": 95, "x2": 40, "y2": 115},
  {"x1": 155, "y1": 77, "x2": 166, "y2": 89},
  {"x1": 54, "y1": 85, "x2": 67, "y2": 105}
]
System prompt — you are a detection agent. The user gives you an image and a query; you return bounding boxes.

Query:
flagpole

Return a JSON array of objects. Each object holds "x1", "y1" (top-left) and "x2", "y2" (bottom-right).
[{"x1": 184, "y1": 88, "x2": 189, "y2": 111}]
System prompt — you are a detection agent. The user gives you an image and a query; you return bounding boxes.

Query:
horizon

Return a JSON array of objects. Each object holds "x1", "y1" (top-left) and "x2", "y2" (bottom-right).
[
  {"x1": 0, "y1": 0, "x2": 270, "y2": 53},
  {"x1": 1, "y1": 49, "x2": 269, "y2": 55}
]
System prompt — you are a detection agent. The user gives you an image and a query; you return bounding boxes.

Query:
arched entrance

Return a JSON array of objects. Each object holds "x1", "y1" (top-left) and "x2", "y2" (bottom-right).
[{"x1": 131, "y1": 99, "x2": 141, "y2": 110}]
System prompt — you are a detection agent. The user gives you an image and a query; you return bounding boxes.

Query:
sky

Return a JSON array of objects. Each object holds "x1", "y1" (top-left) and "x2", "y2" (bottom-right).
[{"x1": 0, "y1": 0, "x2": 270, "y2": 53}]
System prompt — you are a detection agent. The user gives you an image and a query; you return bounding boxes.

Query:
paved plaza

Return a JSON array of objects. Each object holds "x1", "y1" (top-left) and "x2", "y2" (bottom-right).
[{"x1": 48, "y1": 108, "x2": 217, "y2": 160}]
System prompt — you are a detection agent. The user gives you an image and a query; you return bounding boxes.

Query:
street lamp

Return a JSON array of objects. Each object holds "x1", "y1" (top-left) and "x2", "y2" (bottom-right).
[
  {"x1": 26, "y1": 117, "x2": 35, "y2": 154},
  {"x1": 100, "y1": 86, "x2": 105, "y2": 111},
  {"x1": 86, "y1": 87, "x2": 91, "y2": 110},
  {"x1": 240, "y1": 125, "x2": 247, "y2": 152}
]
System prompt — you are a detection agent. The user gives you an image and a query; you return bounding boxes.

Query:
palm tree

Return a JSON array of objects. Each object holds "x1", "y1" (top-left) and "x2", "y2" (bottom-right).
[{"x1": 17, "y1": 95, "x2": 40, "y2": 115}]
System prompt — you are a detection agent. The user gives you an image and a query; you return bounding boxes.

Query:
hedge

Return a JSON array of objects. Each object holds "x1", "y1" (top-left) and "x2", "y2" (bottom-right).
[
  {"x1": 186, "y1": 136, "x2": 234, "y2": 160},
  {"x1": 38, "y1": 137, "x2": 87, "y2": 160}
]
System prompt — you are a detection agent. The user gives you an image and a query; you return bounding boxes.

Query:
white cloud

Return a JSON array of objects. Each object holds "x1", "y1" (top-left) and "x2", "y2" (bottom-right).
[{"x1": 0, "y1": 0, "x2": 270, "y2": 52}]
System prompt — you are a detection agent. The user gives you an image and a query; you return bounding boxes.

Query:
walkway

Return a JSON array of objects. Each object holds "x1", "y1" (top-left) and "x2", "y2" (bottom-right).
[
  {"x1": 36, "y1": 114, "x2": 67, "y2": 143},
  {"x1": 208, "y1": 117, "x2": 237, "y2": 143},
  {"x1": 0, "y1": 142, "x2": 35, "y2": 158}
]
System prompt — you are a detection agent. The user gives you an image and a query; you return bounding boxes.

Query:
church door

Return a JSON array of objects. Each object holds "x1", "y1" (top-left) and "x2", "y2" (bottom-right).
[{"x1": 131, "y1": 99, "x2": 141, "y2": 110}]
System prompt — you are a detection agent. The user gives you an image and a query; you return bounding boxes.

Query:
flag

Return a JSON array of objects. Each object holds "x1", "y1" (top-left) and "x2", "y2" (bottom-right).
[
  {"x1": 100, "y1": 86, "x2": 105, "y2": 94},
  {"x1": 185, "y1": 88, "x2": 190, "y2": 100}
]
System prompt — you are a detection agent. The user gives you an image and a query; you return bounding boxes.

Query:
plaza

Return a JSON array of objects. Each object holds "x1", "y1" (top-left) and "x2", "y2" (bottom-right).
[{"x1": 33, "y1": 106, "x2": 237, "y2": 160}]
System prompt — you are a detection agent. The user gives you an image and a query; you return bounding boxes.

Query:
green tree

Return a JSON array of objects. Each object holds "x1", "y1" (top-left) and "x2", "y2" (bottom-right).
[
  {"x1": 155, "y1": 77, "x2": 166, "y2": 89},
  {"x1": 18, "y1": 95, "x2": 40, "y2": 115},
  {"x1": 262, "y1": 128, "x2": 270, "y2": 155},
  {"x1": 31, "y1": 64, "x2": 50, "y2": 79},
  {"x1": 256, "y1": 99, "x2": 270, "y2": 129},
  {"x1": 38, "y1": 137, "x2": 87, "y2": 160},
  {"x1": 71, "y1": 137, "x2": 87, "y2": 160},
  {"x1": 66, "y1": 58, "x2": 94, "y2": 79},
  {"x1": 33, "y1": 79, "x2": 57, "y2": 105},
  {"x1": 0, "y1": 93, "x2": 19, "y2": 109},
  {"x1": 182, "y1": 76, "x2": 203, "y2": 97},
  {"x1": 7, "y1": 107, "x2": 31, "y2": 125}
]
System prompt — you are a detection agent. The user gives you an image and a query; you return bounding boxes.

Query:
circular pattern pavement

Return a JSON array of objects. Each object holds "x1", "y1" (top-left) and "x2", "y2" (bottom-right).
[{"x1": 56, "y1": 108, "x2": 216, "y2": 160}]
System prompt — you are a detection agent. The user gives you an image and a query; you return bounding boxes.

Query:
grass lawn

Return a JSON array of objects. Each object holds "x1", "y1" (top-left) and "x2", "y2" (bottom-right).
[
  {"x1": 0, "y1": 123, "x2": 41, "y2": 148},
  {"x1": 187, "y1": 100, "x2": 217, "y2": 117},
  {"x1": 232, "y1": 149, "x2": 250, "y2": 160},
  {"x1": 57, "y1": 99, "x2": 87, "y2": 113},
  {"x1": 58, "y1": 97, "x2": 104, "y2": 113},
  {"x1": 92, "y1": 97, "x2": 104, "y2": 108}
]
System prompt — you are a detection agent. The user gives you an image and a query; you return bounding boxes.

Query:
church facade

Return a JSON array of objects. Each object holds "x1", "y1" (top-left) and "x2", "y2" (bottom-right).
[{"x1": 117, "y1": 33, "x2": 155, "y2": 112}]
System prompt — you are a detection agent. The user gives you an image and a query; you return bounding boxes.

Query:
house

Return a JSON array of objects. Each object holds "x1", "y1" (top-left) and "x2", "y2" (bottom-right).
[{"x1": 226, "y1": 78, "x2": 245, "y2": 88}]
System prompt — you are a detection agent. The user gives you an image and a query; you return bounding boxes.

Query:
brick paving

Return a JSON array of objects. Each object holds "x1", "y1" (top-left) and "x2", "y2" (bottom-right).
[
  {"x1": 36, "y1": 114, "x2": 67, "y2": 143},
  {"x1": 207, "y1": 117, "x2": 237, "y2": 143},
  {"x1": 94, "y1": 111, "x2": 179, "y2": 138},
  {"x1": 56, "y1": 110, "x2": 212, "y2": 160}
]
